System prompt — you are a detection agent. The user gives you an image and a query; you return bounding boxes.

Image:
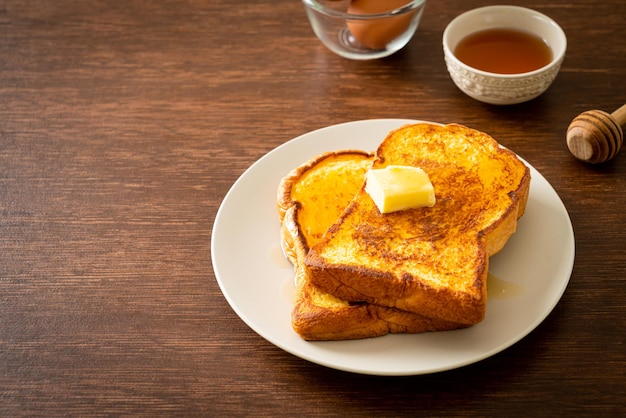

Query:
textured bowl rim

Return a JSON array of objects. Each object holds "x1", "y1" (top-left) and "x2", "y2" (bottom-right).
[
  {"x1": 302, "y1": 0, "x2": 427, "y2": 20},
  {"x1": 442, "y1": 5, "x2": 567, "y2": 79}
]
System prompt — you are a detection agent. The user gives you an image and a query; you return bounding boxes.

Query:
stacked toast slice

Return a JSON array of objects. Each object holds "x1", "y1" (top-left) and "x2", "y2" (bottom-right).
[
  {"x1": 278, "y1": 150, "x2": 465, "y2": 340},
  {"x1": 278, "y1": 123, "x2": 530, "y2": 340}
]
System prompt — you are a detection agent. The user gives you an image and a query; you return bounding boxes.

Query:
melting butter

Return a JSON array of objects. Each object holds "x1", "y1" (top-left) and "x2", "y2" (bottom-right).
[{"x1": 365, "y1": 165, "x2": 436, "y2": 214}]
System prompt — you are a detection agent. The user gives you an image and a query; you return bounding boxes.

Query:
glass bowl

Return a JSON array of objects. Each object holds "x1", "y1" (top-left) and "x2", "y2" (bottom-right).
[{"x1": 302, "y1": 0, "x2": 427, "y2": 60}]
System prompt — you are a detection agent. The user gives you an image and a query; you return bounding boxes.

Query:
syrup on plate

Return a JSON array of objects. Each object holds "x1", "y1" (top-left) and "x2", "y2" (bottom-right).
[{"x1": 488, "y1": 272, "x2": 523, "y2": 299}]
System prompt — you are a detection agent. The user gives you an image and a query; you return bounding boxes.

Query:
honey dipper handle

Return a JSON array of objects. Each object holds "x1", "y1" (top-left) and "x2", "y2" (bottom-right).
[{"x1": 611, "y1": 103, "x2": 626, "y2": 128}]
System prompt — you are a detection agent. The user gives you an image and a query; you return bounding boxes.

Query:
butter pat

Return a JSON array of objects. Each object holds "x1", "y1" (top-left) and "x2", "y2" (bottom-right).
[{"x1": 365, "y1": 165, "x2": 436, "y2": 214}]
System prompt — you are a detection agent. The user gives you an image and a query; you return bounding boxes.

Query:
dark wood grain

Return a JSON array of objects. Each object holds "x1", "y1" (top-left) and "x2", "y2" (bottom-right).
[{"x1": 1, "y1": 0, "x2": 624, "y2": 416}]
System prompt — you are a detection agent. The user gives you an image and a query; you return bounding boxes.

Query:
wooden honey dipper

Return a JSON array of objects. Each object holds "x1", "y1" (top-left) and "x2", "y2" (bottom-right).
[{"x1": 566, "y1": 103, "x2": 626, "y2": 164}]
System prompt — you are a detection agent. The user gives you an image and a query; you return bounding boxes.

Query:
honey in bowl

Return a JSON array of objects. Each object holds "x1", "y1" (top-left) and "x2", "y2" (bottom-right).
[{"x1": 454, "y1": 28, "x2": 553, "y2": 74}]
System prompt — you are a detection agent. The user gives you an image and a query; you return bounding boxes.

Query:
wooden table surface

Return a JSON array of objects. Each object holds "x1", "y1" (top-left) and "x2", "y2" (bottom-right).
[{"x1": 1, "y1": 0, "x2": 624, "y2": 416}]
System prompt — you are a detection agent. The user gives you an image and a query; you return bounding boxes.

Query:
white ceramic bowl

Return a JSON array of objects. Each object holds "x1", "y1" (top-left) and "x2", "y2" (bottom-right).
[
  {"x1": 443, "y1": 5, "x2": 567, "y2": 105},
  {"x1": 302, "y1": 0, "x2": 427, "y2": 60}
]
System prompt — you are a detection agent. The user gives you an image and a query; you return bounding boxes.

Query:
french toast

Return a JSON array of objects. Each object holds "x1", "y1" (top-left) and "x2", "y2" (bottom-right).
[
  {"x1": 278, "y1": 150, "x2": 466, "y2": 340},
  {"x1": 304, "y1": 123, "x2": 531, "y2": 325}
]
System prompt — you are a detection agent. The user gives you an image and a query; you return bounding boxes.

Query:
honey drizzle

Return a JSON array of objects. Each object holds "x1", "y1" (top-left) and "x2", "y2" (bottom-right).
[{"x1": 488, "y1": 272, "x2": 524, "y2": 299}]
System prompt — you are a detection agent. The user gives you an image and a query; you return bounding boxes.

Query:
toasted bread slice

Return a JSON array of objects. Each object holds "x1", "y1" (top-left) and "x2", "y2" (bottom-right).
[
  {"x1": 304, "y1": 123, "x2": 531, "y2": 325},
  {"x1": 278, "y1": 150, "x2": 465, "y2": 340}
]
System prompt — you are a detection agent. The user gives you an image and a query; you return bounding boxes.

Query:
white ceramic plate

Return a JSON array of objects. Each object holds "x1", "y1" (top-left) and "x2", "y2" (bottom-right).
[{"x1": 211, "y1": 119, "x2": 575, "y2": 376}]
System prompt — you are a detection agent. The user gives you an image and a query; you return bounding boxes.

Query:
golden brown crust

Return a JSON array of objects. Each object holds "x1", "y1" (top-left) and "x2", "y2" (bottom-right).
[
  {"x1": 304, "y1": 123, "x2": 531, "y2": 325},
  {"x1": 279, "y1": 149, "x2": 465, "y2": 340},
  {"x1": 292, "y1": 278, "x2": 468, "y2": 341},
  {"x1": 284, "y1": 204, "x2": 466, "y2": 340}
]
